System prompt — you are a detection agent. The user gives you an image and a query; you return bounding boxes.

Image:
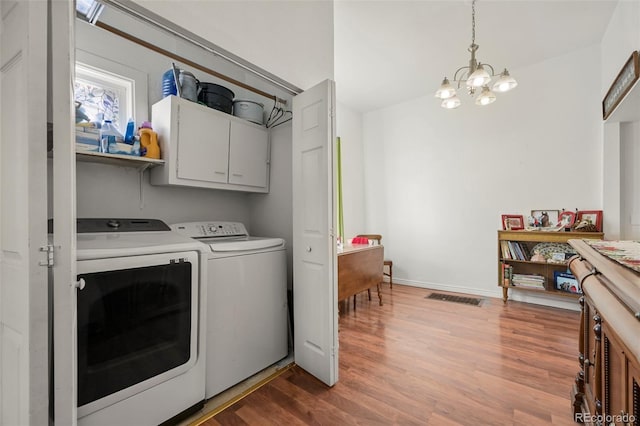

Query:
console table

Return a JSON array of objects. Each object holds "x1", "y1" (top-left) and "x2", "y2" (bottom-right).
[
  {"x1": 568, "y1": 239, "x2": 640, "y2": 425},
  {"x1": 337, "y1": 244, "x2": 384, "y2": 307}
]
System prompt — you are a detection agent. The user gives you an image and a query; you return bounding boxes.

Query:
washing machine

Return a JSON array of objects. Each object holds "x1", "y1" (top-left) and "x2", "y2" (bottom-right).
[
  {"x1": 73, "y1": 218, "x2": 207, "y2": 426},
  {"x1": 171, "y1": 221, "x2": 288, "y2": 398}
]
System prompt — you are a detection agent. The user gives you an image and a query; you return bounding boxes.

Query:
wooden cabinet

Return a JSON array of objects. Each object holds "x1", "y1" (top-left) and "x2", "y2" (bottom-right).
[
  {"x1": 150, "y1": 95, "x2": 270, "y2": 193},
  {"x1": 570, "y1": 239, "x2": 640, "y2": 425},
  {"x1": 498, "y1": 230, "x2": 603, "y2": 302}
]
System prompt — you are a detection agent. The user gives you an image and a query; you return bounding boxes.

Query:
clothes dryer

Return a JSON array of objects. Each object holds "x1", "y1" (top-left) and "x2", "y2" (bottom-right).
[{"x1": 73, "y1": 218, "x2": 207, "y2": 426}]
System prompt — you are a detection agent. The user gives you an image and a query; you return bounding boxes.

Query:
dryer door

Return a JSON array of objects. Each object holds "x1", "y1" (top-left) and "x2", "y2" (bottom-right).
[{"x1": 76, "y1": 251, "x2": 198, "y2": 418}]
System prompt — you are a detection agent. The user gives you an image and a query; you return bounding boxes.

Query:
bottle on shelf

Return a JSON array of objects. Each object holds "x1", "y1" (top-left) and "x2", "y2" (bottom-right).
[{"x1": 99, "y1": 120, "x2": 123, "y2": 154}]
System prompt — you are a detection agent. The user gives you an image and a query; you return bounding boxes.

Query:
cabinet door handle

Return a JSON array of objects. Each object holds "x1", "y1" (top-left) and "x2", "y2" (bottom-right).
[
  {"x1": 214, "y1": 171, "x2": 226, "y2": 175},
  {"x1": 232, "y1": 173, "x2": 243, "y2": 177}
]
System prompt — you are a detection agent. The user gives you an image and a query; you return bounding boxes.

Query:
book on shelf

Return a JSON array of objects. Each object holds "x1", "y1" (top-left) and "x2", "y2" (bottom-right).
[
  {"x1": 505, "y1": 241, "x2": 529, "y2": 261},
  {"x1": 512, "y1": 273, "x2": 545, "y2": 289},
  {"x1": 554, "y1": 271, "x2": 581, "y2": 294},
  {"x1": 507, "y1": 241, "x2": 519, "y2": 260},
  {"x1": 501, "y1": 263, "x2": 513, "y2": 286},
  {"x1": 500, "y1": 241, "x2": 511, "y2": 259}
]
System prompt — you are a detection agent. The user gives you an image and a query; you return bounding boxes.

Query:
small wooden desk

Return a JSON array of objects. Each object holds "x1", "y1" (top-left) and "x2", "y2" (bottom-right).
[{"x1": 337, "y1": 244, "x2": 384, "y2": 306}]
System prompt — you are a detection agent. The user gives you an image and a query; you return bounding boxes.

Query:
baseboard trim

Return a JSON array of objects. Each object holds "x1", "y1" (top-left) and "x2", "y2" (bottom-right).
[{"x1": 390, "y1": 278, "x2": 580, "y2": 311}]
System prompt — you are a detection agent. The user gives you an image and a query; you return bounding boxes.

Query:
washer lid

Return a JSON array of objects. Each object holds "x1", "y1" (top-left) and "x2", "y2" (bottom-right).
[
  {"x1": 76, "y1": 231, "x2": 207, "y2": 260},
  {"x1": 207, "y1": 237, "x2": 285, "y2": 252}
]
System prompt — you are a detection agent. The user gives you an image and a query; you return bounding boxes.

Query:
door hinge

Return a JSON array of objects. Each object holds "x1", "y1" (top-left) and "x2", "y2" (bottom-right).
[{"x1": 39, "y1": 244, "x2": 55, "y2": 267}]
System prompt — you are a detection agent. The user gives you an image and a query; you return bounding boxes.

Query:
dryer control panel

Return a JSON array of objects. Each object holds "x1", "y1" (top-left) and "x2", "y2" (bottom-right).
[{"x1": 171, "y1": 221, "x2": 248, "y2": 239}]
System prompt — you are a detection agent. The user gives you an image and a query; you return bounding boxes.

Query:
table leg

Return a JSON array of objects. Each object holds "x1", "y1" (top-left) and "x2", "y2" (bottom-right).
[{"x1": 377, "y1": 283, "x2": 383, "y2": 306}]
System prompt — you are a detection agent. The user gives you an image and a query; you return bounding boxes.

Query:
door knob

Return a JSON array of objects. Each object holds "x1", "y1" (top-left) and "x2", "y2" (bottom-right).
[
  {"x1": 306, "y1": 246, "x2": 312, "y2": 252},
  {"x1": 75, "y1": 278, "x2": 86, "y2": 290}
]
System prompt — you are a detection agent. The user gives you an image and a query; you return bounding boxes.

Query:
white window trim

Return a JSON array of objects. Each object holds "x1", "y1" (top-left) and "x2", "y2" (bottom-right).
[{"x1": 75, "y1": 48, "x2": 149, "y2": 127}]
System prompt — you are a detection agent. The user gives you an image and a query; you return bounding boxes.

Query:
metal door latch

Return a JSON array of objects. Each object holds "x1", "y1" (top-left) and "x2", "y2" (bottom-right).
[{"x1": 39, "y1": 244, "x2": 55, "y2": 267}]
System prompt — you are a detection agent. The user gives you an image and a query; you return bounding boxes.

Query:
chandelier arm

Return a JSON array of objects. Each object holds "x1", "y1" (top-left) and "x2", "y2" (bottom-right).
[
  {"x1": 453, "y1": 66, "x2": 470, "y2": 83},
  {"x1": 482, "y1": 63, "x2": 496, "y2": 77}
]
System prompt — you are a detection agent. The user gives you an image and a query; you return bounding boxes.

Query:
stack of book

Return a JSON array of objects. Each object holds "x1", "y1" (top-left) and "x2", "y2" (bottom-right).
[
  {"x1": 76, "y1": 124, "x2": 101, "y2": 152},
  {"x1": 512, "y1": 273, "x2": 545, "y2": 290},
  {"x1": 500, "y1": 240, "x2": 531, "y2": 261}
]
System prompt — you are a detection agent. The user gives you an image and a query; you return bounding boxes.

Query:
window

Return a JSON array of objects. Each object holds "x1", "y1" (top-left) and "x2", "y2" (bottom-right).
[
  {"x1": 75, "y1": 63, "x2": 133, "y2": 131},
  {"x1": 74, "y1": 49, "x2": 149, "y2": 134}
]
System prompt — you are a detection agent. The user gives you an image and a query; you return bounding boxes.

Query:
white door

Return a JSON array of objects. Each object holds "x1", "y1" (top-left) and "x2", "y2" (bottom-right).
[
  {"x1": 292, "y1": 79, "x2": 338, "y2": 386},
  {"x1": 50, "y1": 1, "x2": 77, "y2": 425},
  {"x1": 1, "y1": 1, "x2": 49, "y2": 424}
]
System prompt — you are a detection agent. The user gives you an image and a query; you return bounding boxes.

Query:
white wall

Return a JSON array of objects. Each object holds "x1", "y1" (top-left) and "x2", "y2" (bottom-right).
[
  {"x1": 336, "y1": 102, "x2": 365, "y2": 240},
  {"x1": 132, "y1": 0, "x2": 335, "y2": 91},
  {"x1": 601, "y1": 0, "x2": 640, "y2": 239},
  {"x1": 361, "y1": 44, "x2": 602, "y2": 306},
  {"x1": 620, "y1": 121, "x2": 640, "y2": 238},
  {"x1": 600, "y1": 0, "x2": 640, "y2": 94},
  {"x1": 249, "y1": 122, "x2": 294, "y2": 288}
]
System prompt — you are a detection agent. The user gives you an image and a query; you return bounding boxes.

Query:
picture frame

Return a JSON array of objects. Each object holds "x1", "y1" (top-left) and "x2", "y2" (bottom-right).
[
  {"x1": 501, "y1": 214, "x2": 525, "y2": 231},
  {"x1": 576, "y1": 210, "x2": 603, "y2": 232},
  {"x1": 554, "y1": 271, "x2": 581, "y2": 294},
  {"x1": 557, "y1": 210, "x2": 576, "y2": 228},
  {"x1": 530, "y1": 210, "x2": 559, "y2": 228},
  {"x1": 602, "y1": 51, "x2": 639, "y2": 120}
]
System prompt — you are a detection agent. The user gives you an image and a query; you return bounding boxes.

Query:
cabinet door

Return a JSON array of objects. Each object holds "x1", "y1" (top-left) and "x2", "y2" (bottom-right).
[
  {"x1": 629, "y1": 361, "x2": 639, "y2": 425},
  {"x1": 176, "y1": 101, "x2": 229, "y2": 183},
  {"x1": 584, "y1": 301, "x2": 599, "y2": 417},
  {"x1": 228, "y1": 120, "x2": 269, "y2": 188},
  {"x1": 603, "y1": 325, "x2": 627, "y2": 423}
]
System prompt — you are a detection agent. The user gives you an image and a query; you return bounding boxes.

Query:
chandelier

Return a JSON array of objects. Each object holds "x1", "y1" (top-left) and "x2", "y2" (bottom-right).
[{"x1": 435, "y1": 0, "x2": 518, "y2": 109}]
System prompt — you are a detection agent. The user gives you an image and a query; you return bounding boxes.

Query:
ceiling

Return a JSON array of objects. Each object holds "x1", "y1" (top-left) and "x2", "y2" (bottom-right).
[{"x1": 334, "y1": 0, "x2": 619, "y2": 112}]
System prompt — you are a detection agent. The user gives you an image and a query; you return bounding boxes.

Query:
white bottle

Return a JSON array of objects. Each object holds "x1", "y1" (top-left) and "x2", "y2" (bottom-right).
[{"x1": 100, "y1": 120, "x2": 121, "y2": 154}]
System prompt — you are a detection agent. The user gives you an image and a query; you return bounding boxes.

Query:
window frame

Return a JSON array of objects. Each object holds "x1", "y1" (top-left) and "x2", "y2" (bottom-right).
[{"x1": 75, "y1": 48, "x2": 149, "y2": 132}]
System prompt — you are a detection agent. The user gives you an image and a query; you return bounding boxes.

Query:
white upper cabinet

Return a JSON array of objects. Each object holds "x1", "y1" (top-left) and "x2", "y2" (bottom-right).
[
  {"x1": 228, "y1": 121, "x2": 269, "y2": 187},
  {"x1": 150, "y1": 96, "x2": 270, "y2": 193},
  {"x1": 176, "y1": 100, "x2": 230, "y2": 183}
]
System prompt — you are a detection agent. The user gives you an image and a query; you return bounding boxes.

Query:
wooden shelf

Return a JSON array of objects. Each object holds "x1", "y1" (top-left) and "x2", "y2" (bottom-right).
[
  {"x1": 499, "y1": 258, "x2": 567, "y2": 266},
  {"x1": 498, "y1": 230, "x2": 604, "y2": 302},
  {"x1": 76, "y1": 151, "x2": 164, "y2": 171}
]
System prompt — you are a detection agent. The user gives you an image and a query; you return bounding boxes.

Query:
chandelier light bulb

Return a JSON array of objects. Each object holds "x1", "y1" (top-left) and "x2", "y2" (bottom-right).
[
  {"x1": 441, "y1": 95, "x2": 461, "y2": 109},
  {"x1": 435, "y1": 77, "x2": 457, "y2": 99},
  {"x1": 492, "y1": 69, "x2": 518, "y2": 93},
  {"x1": 466, "y1": 64, "x2": 491, "y2": 88},
  {"x1": 475, "y1": 86, "x2": 496, "y2": 106}
]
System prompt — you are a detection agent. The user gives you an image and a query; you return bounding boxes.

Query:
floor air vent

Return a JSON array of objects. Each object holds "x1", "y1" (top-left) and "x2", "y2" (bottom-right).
[{"x1": 426, "y1": 293, "x2": 482, "y2": 306}]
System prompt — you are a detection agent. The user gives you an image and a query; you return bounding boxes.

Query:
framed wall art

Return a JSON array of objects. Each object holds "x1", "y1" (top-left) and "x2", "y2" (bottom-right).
[
  {"x1": 530, "y1": 210, "x2": 559, "y2": 228},
  {"x1": 602, "y1": 51, "x2": 639, "y2": 120},
  {"x1": 502, "y1": 214, "x2": 525, "y2": 231},
  {"x1": 576, "y1": 210, "x2": 603, "y2": 232},
  {"x1": 557, "y1": 210, "x2": 576, "y2": 228}
]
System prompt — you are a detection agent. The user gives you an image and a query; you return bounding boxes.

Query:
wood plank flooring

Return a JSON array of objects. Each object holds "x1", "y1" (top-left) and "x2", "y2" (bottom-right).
[{"x1": 199, "y1": 284, "x2": 580, "y2": 425}]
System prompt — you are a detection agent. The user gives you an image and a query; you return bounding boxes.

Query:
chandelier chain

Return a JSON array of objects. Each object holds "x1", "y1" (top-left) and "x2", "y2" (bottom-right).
[{"x1": 471, "y1": 0, "x2": 476, "y2": 45}]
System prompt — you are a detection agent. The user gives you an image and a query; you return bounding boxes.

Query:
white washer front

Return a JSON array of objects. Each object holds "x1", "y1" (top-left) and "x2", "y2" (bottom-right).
[{"x1": 171, "y1": 222, "x2": 288, "y2": 398}]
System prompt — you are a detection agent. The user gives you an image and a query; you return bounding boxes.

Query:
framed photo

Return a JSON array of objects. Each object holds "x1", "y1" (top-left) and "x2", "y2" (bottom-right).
[
  {"x1": 554, "y1": 271, "x2": 581, "y2": 294},
  {"x1": 530, "y1": 210, "x2": 559, "y2": 228},
  {"x1": 557, "y1": 210, "x2": 576, "y2": 228},
  {"x1": 502, "y1": 214, "x2": 524, "y2": 231},
  {"x1": 576, "y1": 210, "x2": 603, "y2": 232}
]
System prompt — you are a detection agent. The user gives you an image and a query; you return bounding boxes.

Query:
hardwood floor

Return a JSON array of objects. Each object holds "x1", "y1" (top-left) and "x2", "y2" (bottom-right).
[{"x1": 199, "y1": 284, "x2": 580, "y2": 425}]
